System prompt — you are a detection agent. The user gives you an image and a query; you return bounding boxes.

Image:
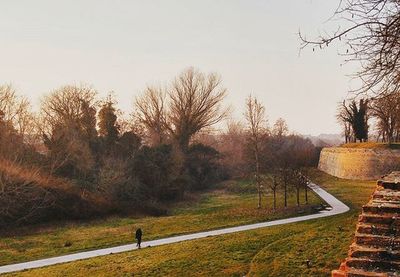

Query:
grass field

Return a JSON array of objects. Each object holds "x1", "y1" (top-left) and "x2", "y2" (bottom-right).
[
  {"x1": 2, "y1": 170, "x2": 376, "y2": 277},
  {"x1": 0, "y1": 178, "x2": 322, "y2": 267},
  {"x1": 341, "y1": 142, "x2": 400, "y2": 149}
]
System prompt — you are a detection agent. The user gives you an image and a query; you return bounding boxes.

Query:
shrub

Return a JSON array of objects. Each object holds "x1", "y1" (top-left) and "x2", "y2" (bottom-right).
[
  {"x1": 130, "y1": 144, "x2": 184, "y2": 201},
  {"x1": 186, "y1": 143, "x2": 226, "y2": 190}
]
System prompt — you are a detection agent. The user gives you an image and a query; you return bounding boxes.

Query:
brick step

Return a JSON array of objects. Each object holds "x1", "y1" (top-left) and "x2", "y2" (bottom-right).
[
  {"x1": 362, "y1": 203, "x2": 400, "y2": 214},
  {"x1": 373, "y1": 189, "x2": 400, "y2": 202},
  {"x1": 359, "y1": 213, "x2": 400, "y2": 225},
  {"x1": 345, "y1": 258, "x2": 400, "y2": 273},
  {"x1": 350, "y1": 244, "x2": 400, "y2": 261},
  {"x1": 355, "y1": 233, "x2": 400, "y2": 250},
  {"x1": 357, "y1": 223, "x2": 400, "y2": 236},
  {"x1": 378, "y1": 181, "x2": 400, "y2": 191}
]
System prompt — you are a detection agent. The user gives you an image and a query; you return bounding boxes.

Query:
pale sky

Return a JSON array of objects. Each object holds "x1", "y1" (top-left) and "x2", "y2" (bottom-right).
[{"x1": 0, "y1": 0, "x2": 358, "y2": 135}]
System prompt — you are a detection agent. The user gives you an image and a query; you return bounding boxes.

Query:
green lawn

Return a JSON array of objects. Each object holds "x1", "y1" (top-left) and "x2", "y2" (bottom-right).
[
  {"x1": 0, "y1": 178, "x2": 322, "y2": 268},
  {"x1": 3, "y1": 170, "x2": 376, "y2": 276}
]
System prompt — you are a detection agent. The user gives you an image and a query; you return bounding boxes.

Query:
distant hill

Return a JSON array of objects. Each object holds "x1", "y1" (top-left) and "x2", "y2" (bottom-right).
[{"x1": 303, "y1": 134, "x2": 343, "y2": 147}]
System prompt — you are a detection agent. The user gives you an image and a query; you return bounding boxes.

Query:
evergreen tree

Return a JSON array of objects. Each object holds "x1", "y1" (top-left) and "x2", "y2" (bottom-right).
[
  {"x1": 350, "y1": 99, "x2": 369, "y2": 142},
  {"x1": 98, "y1": 94, "x2": 120, "y2": 150},
  {"x1": 338, "y1": 99, "x2": 369, "y2": 143}
]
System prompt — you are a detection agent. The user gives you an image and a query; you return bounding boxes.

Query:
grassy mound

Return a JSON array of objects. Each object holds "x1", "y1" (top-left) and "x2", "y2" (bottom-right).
[{"x1": 0, "y1": 159, "x2": 112, "y2": 227}]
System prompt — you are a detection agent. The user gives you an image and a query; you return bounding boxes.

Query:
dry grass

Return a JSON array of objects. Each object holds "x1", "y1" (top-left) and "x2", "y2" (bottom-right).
[
  {"x1": 0, "y1": 158, "x2": 83, "y2": 194},
  {"x1": 0, "y1": 159, "x2": 112, "y2": 228},
  {"x1": 340, "y1": 142, "x2": 400, "y2": 149}
]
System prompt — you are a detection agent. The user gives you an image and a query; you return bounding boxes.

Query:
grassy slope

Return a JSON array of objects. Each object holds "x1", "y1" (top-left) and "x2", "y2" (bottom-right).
[
  {"x1": 341, "y1": 142, "x2": 400, "y2": 149},
  {"x1": 0, "y1": 179, "x2": 322, "y2": 267},
  {"x1": 3, "y1": 170, "x2": 376, "y2": 277}
]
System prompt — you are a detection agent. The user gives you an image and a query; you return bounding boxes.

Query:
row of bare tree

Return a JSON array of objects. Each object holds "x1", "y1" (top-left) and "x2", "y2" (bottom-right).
[{"x1": 244, "y1": 96, "x2": 318, "y2": 209}]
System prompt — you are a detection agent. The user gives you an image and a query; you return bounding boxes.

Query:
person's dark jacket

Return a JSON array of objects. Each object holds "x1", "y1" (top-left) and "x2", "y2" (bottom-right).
[{"x1": 135, "y1": 228, "x2": 142, "y2": 240}]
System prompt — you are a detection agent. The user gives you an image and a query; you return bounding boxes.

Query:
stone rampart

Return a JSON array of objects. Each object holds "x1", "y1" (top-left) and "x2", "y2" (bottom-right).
[{"x1": 318, "y1": 147, "x2": 400, "y2": 180}]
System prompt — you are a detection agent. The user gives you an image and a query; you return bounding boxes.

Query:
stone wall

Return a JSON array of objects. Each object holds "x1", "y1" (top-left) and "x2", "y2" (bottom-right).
[{"x1": 318, "y1": 147, "x2": 400, "y2": 180}]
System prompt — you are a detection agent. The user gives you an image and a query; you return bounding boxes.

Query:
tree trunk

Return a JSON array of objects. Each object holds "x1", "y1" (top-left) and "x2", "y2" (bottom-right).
[
  {"x1": 178, "y1": 134, "x2": 191, "y2": 154},
  {"x1": 255, "y1": 144, "x2": 261, "y2": 209},
  {"x1": 296, "y1": 187, "x2": 300, "y2": 207},
  {"x1": 257, "y1": 181, "x2": 261, "y2": 209},
  {"x1": 273, "y1": 188, "x2": 276, "y2": 210},
  {"x1": 305, "y1": 184, "x2": 308, "y2": 204},
  {"x1": 284, "y1": 179, "x2": 287, "y2": 208}
]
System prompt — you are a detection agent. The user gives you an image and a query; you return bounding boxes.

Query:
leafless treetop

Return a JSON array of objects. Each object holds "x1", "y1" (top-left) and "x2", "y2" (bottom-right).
[{"x1": 300, "y1": 0, "x2": 400, "y2": 96}]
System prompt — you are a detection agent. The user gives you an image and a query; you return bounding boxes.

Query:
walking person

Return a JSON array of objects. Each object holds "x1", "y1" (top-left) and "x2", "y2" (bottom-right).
[{"x1": 135, "y1": 228, "x2": 142, "y2": 249}]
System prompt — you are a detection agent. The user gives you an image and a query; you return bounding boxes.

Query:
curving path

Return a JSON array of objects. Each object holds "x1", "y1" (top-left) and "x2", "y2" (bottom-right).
[{"x1": 0, "y1": 182, "x2": 349, "y2": 274}]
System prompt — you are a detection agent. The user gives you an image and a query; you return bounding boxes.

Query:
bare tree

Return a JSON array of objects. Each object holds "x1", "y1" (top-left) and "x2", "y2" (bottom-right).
[
  {"x1": 293, "y1": 170, "x2": 310, "y2": 207},
  {"x1": 272, "y1": 118, "x2": 289, "y2": 138},
  {"x1": 218, "y1": 120, "x2": 248, "y2": 177},
  {"x1": 135, "y1": 68, "x2": 228, "y2": 152},
  {"x1": 370, "y1": 93, "x2": 400, "y2": 143},
  {"x1": 135, "y1": 87, "x2": 167, "y2": 146},
  {"x1": 40, "y1": 85, "x2": 98, "y2": 180},
  {"x1": 167, "y1": 68, "x2": 228, "y2": 152},
  {"x1": 300, "y1": 0, "x2": 400, "y2": 96},
  {"x1": 337, "y1": 100, "x2": 354, "y2": 143},
  {"x1": 245, "y1": 95, "x2": 267, "y2": 209},
  {"x1": 40, "y1": 84, "x2": 97, "y2": 137},
  {"x1": 273, "y1": 135, "x2": 316, "y2": 208},
  {"x1": 0, "y1": 84, "x2": 34, "y2": 139},
  {"x1": 263, "y1": 173, "x2": 279, "y2": 210}
]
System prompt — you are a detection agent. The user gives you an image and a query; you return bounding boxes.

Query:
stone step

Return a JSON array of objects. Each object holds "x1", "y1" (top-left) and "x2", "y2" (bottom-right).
[
  {"x1": 378, "y1": 181, "x2": 400, "y2": 191},
  {"x1": 371, "y1": 199, "x2": 400, "y2": 206},
  {"x1": 332, "y1": 173, "x2": 400, "y2": 276},
  {"x1": 373, "y1": 189, "x2": 400, "y2": 202},
  {"x1": 357, "y1": 223, "x2": 400, "y2": 236},
  {"x1": 362, "y1": 203, "x2": 400, "y2": 214},
  {"x1": 350, "y1": 244, "x2": 400, "y2": 261},
  {"x1": 355, "y1": 233, "x2": 400, "y2": 250},
  {"x1": 345, "y1": 258, "x2": 400, "y2": 273},
  {"x1": 359, "y1": 213, "x2": 399, "y2": 225}
]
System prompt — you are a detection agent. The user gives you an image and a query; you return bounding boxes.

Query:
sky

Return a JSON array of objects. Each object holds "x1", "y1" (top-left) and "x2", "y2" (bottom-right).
[{"x1": 0, "y1": 0, "x2": 359, "y2": 135}]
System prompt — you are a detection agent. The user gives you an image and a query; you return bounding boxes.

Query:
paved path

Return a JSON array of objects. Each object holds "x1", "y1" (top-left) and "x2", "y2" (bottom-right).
[{"x1": 0, "y1": 182, "x2": 349, "y2": 274}]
